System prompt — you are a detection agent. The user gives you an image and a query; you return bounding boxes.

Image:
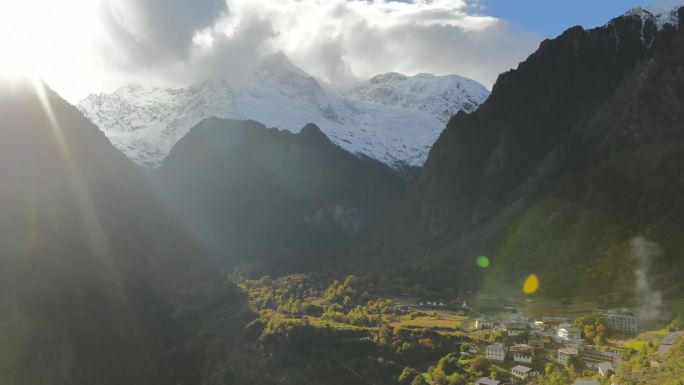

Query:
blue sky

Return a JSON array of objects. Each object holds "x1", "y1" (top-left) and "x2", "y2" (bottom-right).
[{"x1": 478, "y1": 0, "x2": 655, "y2": 37}]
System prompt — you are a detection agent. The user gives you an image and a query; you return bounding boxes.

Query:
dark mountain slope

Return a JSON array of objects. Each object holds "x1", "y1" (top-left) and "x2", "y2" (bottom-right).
[
  {"x1": 0, "y1": 79, "x2": 250, "y2": 385},
  {"x1": 372, "y1": 10, "x2": 684, "y2": 298},
  {"x1": 156, "y1": 118, "x2": 406, "y2": 271}
]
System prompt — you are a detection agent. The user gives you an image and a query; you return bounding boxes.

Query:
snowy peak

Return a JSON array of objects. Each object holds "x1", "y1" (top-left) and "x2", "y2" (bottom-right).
[
  {"x1": 647, "y1": 0, "x2": 684, "y2": 15},
  {"x1": 369, "y1": 72, "x2": 409, "y2": 84},
  {"x1": 78, "y1": 54, "x2": 490, "y2": 169},
  {"x1": 255, "y1": 51, "x2": 309, "y2": 79},
  {"x1": 79, "y1": 79, "x2": 236, "y2": 167},
  {"x1": 625, "y1": 0, "x2": 684, "y2": 28},
  {"x1": 250, "y1": 52, "x2": 337, "y2": 119},
  {"x1": 349, "y1": 72, "x2": 490, "y2": 124}
]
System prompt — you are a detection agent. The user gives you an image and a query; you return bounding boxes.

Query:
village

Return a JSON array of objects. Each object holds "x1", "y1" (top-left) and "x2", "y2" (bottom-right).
[
  {"x1": 239, "y1": 274, "x2": 684, "y2": 385},
  {"x1": 410, "y1": 296, "x2": 682, "y2": 385}
]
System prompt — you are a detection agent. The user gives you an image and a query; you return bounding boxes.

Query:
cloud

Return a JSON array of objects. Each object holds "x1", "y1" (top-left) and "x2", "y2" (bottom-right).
[
  {"x1": 99, "y1": 0, "x2": 228, "y2": 68},
  {"x1": 89, "y1": 0, "x2": 541, "y2": 96},
  {"x1": 214, "y1": 0, "x2": 541, "y2": 88},
  {"x1": 187, "y1": 13, "x2": 276, "y2": 84}
]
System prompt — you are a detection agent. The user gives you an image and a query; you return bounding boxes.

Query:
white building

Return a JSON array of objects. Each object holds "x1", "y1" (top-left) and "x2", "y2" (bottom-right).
[
  {"x1": 558, "y1": 348, "x2": 579, "y2": 366},
  {"x1": 541, "y1": 316, "x2": 570, "y2": 331},
  {"x1": 510, "y1": 313, "x2": 530, "y2": 324},
  {"x1": 580, "y1": 349, "x2": 621, "y2": 370},
  {"x1": 510, "y1": 344, "x2": 534, "y2": 364},
  {"x1": 485, "y1": 343, "x2": 506, "y2": 362},
  {"x1": 476, "y1": 318, "x2": 496, "y2": 329},
  {"x1": 510, "y1": 365, "x2": 534, "y2": 381},
  {"x1": 558, "y1": 323, "x2": 581, "y2": 341},
  {"x1": 528, "y1": 338, "x2": 544, "y2": 350},
  {"x1": 598, "y1": 310, "x2": 638, "y2": 333},
  {"x1": 506, "y1": 322, "x2": 529, "y2": 337},
  {"x1": 418, "y1": 299, "x2": 447, "y2": 308}
]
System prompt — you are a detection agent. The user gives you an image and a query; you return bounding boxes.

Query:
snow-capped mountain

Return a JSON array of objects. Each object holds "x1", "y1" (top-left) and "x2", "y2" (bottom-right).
[
  {"x1": 349, "y1": 72, "x2": 488, "y2": 124},
  {"x1": 625, "y1": 0, "x2": 684, "y2": 28},
  {"x1": 79, "y1": 53, "x2": 490, "y2": 169}
]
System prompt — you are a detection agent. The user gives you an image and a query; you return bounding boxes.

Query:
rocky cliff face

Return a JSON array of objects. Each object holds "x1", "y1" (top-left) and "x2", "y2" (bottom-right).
[
  {"x1": 156, "y1": 119, "x2": 406, "y2": 271},
  {"x1": 372, "y1": 8, "x2": 684, "y2": 298}
]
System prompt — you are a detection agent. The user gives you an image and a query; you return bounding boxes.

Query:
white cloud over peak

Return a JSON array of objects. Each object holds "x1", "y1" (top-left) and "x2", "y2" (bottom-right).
[
  {"x1": 186, "y1": 0, "x2": 540, "y2": 89},
  {"x1": 0, "y1": 0, "x2": 542, "y2": 101}
]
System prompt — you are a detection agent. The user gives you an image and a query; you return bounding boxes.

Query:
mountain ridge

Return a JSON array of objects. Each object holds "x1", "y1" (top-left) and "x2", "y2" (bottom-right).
[
  {"x1": 78, "y1": 54, "x2": 489, "y2": 170},
  {"x1": 367, "y1": 5, "x2": 684, "y2": 299},
  {"x1": 155, "y1": 118, "x2": 406, "y2": 271}
]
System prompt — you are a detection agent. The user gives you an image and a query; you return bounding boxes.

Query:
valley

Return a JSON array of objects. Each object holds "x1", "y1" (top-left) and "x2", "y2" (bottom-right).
[
  {"x1": 1, "y1": 1, "x2": 684, "y2": 385},
  {"x1": 225, "y1": 272, "x2": 684, "y2": 385}
]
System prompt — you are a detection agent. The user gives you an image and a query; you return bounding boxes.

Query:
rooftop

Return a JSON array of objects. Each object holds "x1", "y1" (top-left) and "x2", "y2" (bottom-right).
[
  {"x1": 477, "y1": 378, "x2": 501, "y2": 385},
  {"x1": 559, "y1": 324, "x2": 579, "y2": 331},
  {"x1": 487, "y1": 343, "x2": 506, "y2": 349},
  {"x1": 506, "y1": 322, "x2": 530, "y2": 329},
  {"x1": 511, "y1": 344, "x2": 534, "y2": 351},
  {"x1": 598, "y1": 309, "x2": 635, "y2": 316},
  {"x1": 510, "y1": 365, "x2": 532, "y2": 373}
]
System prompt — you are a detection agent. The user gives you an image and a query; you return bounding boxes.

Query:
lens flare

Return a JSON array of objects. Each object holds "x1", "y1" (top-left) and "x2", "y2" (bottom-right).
[
  {"x1": 523, "y1": 274, "x2": 539, "y2": 294},
  {"x1": 476, "y1": 255, "x2": 490, "y2": 268}
]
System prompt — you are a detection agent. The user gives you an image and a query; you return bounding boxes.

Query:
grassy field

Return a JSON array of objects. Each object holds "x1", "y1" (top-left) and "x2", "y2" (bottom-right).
[
  {"x1": 391, "y1": 311, "x2": 470, "y2": 333},
  {"x1": 616, "y1": 328, "x2": 669, "y2": 351}
]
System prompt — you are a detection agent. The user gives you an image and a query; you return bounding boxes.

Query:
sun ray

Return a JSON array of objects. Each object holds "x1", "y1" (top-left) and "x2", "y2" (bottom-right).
[{"x1": 31, "y1": 79, "x2": 132, "y2": 310}]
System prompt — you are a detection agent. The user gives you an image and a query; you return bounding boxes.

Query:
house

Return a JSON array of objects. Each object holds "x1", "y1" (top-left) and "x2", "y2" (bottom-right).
[
  {"x1": 528, "y1": 338, "x2": 544, "y2": 350},
  {"x1": 542, "y1": 316, "x2": 569, "y2": 330},
  {"x1": 565, "y1": 338, "x2": 586, "y2": 350},
  {"x1": 452, "y1": 297, "x2": 468, "y2": 308},
  {"x1": 659, "y1": 331, "x2": 683, "y2": 358},
  {"x1": 510, "y1": 344, "x2": 534, "y2": 363},
  {"x1": 558, "y1": 348, "x2": 579, "y2": 366},
  {"x1": 597, "y1": 309, "x2": 638, "y2": 334},
  {"x1": 558, "y1": 323, "x2": 581, "y2": 341},
  {"x1": 510, "y1": 313, "x2": 530, "y2": 324},
  {"x1": 509, "y1": 365, "x2": 535, "y2": 381},
  {"x1": 485, "y1": 343, "x2": 507, "y2": 362},
  {"x1": 579, "y1": 348, "x2": 621, "y2": 369},
  {"x1": 476, "y1": 378, "x2": 501, "y2": 385},
  {"x1": 476, "y1": 318, "x2": 496, "y2": 329},
  {"x1": 419, "y1": 299, "x2": 447, "y2": 308},
  {"x1": 597, "y1": 362, "x2": 614, "y2": 377},
  {"x1": 505, "y1": 322, "x2": 530, "y2": 336}
]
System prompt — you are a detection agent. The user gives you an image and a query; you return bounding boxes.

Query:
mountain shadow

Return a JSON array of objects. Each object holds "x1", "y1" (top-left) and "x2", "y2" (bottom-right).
[
  {"x1": 156, "y1": 118, "x2": 406, "y2": 274},
  {"x1": 0, "y1": 79, "x2": 251, "y2": 385}
]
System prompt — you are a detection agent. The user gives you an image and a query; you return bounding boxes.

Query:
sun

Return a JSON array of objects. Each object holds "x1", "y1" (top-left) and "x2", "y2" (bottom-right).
[
  {"x1": 0, "y1": 63, "x2": 38, "y2": 82},
  {"x1": 0, "y1": 0, "x2": 104, "y2": 102}
]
